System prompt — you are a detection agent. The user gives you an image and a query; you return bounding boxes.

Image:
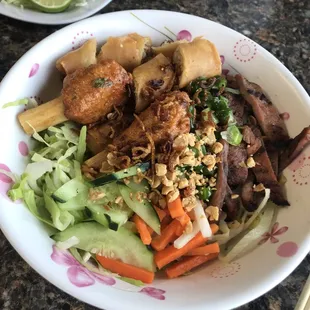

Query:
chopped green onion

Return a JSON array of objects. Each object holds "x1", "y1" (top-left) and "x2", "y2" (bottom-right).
[
  {"x1": 221, "y1": 125, "x2": 243, "y2": 146},
  {"x1": 201, "y1": 145, "x2": 207, "y2": 155},
  {"x1": 194, "y1": 165, "x2": 215, "y2": 177},
  {"x1": 190, "y1": 147, "x2": 199, "y2": 158},
  {"x1": 198, "y1": 186, "x2": 212, "y2": 201},
  {"x1": 213, "y1": 76, "x2": 227, "y2": 90}
]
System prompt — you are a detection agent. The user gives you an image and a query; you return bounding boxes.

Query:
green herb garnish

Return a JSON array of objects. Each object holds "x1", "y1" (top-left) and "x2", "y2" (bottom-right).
[{"x1": 92, "y1": 78, "x2": 113, "y2": 88}]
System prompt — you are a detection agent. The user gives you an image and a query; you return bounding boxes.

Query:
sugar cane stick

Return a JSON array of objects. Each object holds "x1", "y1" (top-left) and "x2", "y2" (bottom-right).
[{"x1": 18, "y1": 96, "x2": 67, "y2": 135}]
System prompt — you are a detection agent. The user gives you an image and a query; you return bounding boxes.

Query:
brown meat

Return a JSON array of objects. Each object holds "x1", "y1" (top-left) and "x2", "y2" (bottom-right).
[
  {"x1": 236, "y1": 74, "x2": 289, "y2": 143},
  {"x1": 224, "y1": 185, "x2": 240, "y2": 220},
  {"x1": 210, "y1": 139, "x2": 228, "y2": 210},
  {"x1": 279, "y1": 126, "x2": 310, "y2": 173},
  {"x1": 264, "y1": 139, "x2": 279, "y2": 176},
  {"x1": 241, "y1": 172, "x2": 264, "y2": 212},
  {"x1": 253, "y1": 146, "x2": 289, "y2": 206},
  {"x1": 226, "y1": 75, "x2": 239, "y2": 89},
  {"x1": 224, "y1": 92, "x2": 247, "y2": 126},
  {"x1": 113, "y1": 91, "x2": 191, "y2": 152},
  {"x1": 62, "y1": 60, "x2": 131, "y2": 124},
  {"x1": 227, "y1": 144, "x2": 248, "y2": 188},
  {"x1": 242, "y1": 125, "x2": 262, "y2": 156}
]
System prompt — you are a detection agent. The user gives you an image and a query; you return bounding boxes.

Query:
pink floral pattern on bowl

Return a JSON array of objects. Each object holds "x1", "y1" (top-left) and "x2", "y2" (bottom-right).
[
  {"x1": 140, "y1": 287, "x2": 165, "y2": 300},
  {"x1": 210, "y1": 261, "x2": 241, "y2": 279},
  {"x1": 0, "y1": 163, "x2": 13, "y2": 201},
  {"x1": 18, "y1": 141, "x2": 29, "y2": 157},
  {"x1": 51, "y1": 246, "x2": 166, "y2": 300},
  {"x1": 51, "y1": 245, "x2": 116, "y2": 287},
  {"x1": 290, "y1": 154, "x2": 310, "y2": 186},
  {"x1": 259, "y1": 222, "x2": 288, "y2": 245},
  {"x1": 29, "y1": 63, "x2": 39, "y2": 78},
  {"x1": 277, "y1": 242, "x2": 298, "y2": 258},
  {"x1": 176, "y1": 30, "x2": 192, "y2": 41},
  {"x1": 71, "y1": 31, "x2": 94, "y2": 50}
]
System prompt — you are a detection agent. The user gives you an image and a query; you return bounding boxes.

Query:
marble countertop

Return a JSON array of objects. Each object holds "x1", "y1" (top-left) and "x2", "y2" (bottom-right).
[{"x1": 0, "y1": 0, "x2": 309, "y2": 309}]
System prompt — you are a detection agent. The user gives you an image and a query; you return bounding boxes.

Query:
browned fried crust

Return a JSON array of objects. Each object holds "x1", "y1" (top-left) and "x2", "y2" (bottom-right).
[
  {"x1": 112, "y1": 91, "x2": 191, "y2": 153},
  {"x1": 62, "y1": 59, "x2": 131, "y2": 124}
]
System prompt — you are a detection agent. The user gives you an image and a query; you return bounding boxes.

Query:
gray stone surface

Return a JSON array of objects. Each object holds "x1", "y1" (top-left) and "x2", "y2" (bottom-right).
[{"x1": 0, "y1": 0, "x2": 309, "y2": 309}]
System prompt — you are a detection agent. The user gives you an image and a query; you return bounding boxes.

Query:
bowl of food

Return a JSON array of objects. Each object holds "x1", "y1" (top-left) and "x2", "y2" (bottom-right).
[
  {"x1": 0, "y1": 0, "x2": 112, "y2": 25},
  {"x1": 0, "y1": 10, "x2": 309, "y2": 310}
]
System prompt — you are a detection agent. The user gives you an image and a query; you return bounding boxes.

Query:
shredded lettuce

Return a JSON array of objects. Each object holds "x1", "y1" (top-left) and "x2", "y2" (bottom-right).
[
  {"x1": 8, "y1": 174, "x2": 29, "y2": 201},
  {"x1": 7, "y1": 122, "x2": 91, "y2": 232},
  {"x1": 219, "y1": 199, "x2": 275, "y2": 262},
  {"x1": 2, "y1": 98, "x2": 28, "y2": 109},
  {"x1": 23, "y1": 189, "x2": 53, "y2": 226},
  {"x1": 76, "y1": 126, "x2": 87, "y2": 163},
  {"x1": 44, "y1": 192, "x2": 74, "y2": 231}
]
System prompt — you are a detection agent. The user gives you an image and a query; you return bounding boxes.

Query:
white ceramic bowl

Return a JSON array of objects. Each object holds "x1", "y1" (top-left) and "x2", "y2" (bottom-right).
[
  {"x1": 0, "y1": 0, "x2": 112, "y2": 25},
  {"x1": 0, "y1": 10, "x2": 310, "y2": 310}
]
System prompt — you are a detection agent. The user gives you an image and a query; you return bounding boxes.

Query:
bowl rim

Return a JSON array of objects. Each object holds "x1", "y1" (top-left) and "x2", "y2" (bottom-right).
[{"x1": 0, "y1": 9, "x2": 310, "y2": 310}]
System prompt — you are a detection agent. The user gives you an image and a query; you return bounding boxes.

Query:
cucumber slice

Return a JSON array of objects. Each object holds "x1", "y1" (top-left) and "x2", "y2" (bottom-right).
[
  {"x1": 57, "y1": 190, "x2": 88, "y2": 211},
  {"x1": 86, "y1": 204, "x2": 132, "y2": 231},
  {"x1": 126, "y1": 178, "x2": 150, "y2": 193},
  {"x1": 53, "y1": 222, "x2": 155, "y2": 272},
  {"x1": 86, "y1": 182, "x2": 133, "y2": 230},
  {"x1": 91, "y1": 162, "x2": 150, "y2": 186},
  {"x1": 52, "y1": 178, "x2": 89, "y2": 203},
  {"x1": 118, "y1": 184, "x2": 160, "y2": 235}
]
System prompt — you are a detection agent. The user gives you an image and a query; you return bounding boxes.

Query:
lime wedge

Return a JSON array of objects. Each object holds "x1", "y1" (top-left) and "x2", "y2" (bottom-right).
[{"x1": 30, "y1": 0, "x2": 72, "y2": 13}]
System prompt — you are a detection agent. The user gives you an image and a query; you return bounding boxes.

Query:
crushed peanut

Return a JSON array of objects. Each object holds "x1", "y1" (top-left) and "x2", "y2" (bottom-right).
[
  {"x1": 209, "y1": 177, "x2": 217, "y2": 187},
  {"x1": 155, "y1": 163, "x2": 167, "y2": 176},
  {"x1": 88, "y1": 188, "x2": 106, "y2": 201},
  {"x1": 212, "y1": 142, "x2": 223, "y2": 154},
  {"x1": 187, "y1": 133, "x2": 196, "y2": 147},
  {"x1": 123, "y1": 178, "x2": 130, "y2": 185},
  {"x1": 151, "y1": 175, "x2": 161, "y2": 188},
  {"x1": 246, "y1": 157, "x2": 256, "y2": 168},
  {"x1": 162, "y1": 176, "x2": 174, "y2": 187},
  {"x1": 180, "y1": 155, "x2": 196, "y2": 166},
  {"x1": 231, "y1": 194, "x2": 239, "y2": 199},
  {"x1": 239, "y1": 161, "x2": 247, "y2": 168},
  {"x1": 115, "y1": 196, "x2": 123, "y2": 204},
  {"x1": 167, "y1": 189, "x2": 180, "y2": 203},
  {"x1": 162, "y1": 185, "x2": 175, "y2": 195},
  {"x1": 178, "y1": 178, "x2": 189, "y2": 189},
  {"x1": 184, "y1": 221, "x2": 193, "y2": 234},
  {"x1": 173, "y1": 134, "x2": 189, "y2": 149},
  {"x1": 182, "y1": 196, "x2": 196, "y2": 212},
  {"x1": 166, "y1": 171, "x2": 177, "y2": 181},
  {"x1": 202, "y1": 155, "x2": 216, "y2": 170},
  {"x1": 135, "y1": 192, "x2": 145, "y2": 203},
  {"x1": 201, "y1": 125, "x2": 216, "y2": 145},
  {"x1": 205, "y1": 206, "x2": 219, "y2": 221},
  {"x1": 253, "y1": 183, "x2": 265, "y2": 192},
  {"x1": 133, "y1": 175, "x2": 144, "y2": 184}
]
